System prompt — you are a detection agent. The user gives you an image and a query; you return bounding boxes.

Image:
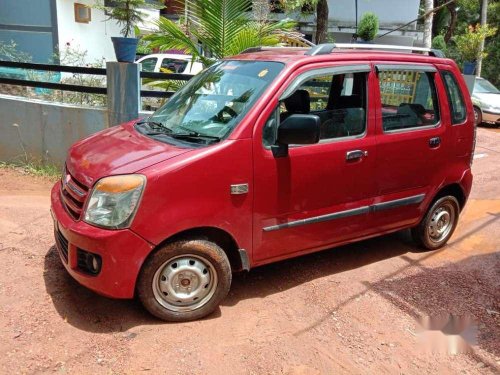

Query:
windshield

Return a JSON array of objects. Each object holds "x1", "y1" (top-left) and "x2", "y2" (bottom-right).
[
  {"x1": 146, "y1": 60, "x2": 284, "y2": 143},
  {"x1": 474, "y1": 78, "x2": 500, "y2": 94}
]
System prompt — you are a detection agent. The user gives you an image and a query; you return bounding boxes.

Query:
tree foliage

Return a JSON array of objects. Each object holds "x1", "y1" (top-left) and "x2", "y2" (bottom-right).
[
  {"x1": 145, "y1": 0, "x2": 297, "y2": 65},
  {"x1": 421, "y1": 0, "x2": 500, "y2": 85},
  {"x1": 93, "y1": 0, "x2": 164, "y2": 37},
  {"x1": 357, "y1": 12, "x2": 379, "y2": 41},
  {"x1": 454, "y1": 23, "x2": 496, "y2": 62}
]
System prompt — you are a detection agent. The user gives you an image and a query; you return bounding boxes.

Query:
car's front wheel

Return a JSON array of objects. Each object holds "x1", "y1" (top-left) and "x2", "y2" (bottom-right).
[{"x1": 137, "y1": 239, "x2": 232, "y2": 322}]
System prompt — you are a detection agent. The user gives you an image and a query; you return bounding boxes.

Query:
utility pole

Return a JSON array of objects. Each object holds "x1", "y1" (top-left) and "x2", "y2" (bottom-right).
[
  {"x1": 423, "y1": 0, "x2": 434, "y2": 48},
  {"x1": 476, "y1": 0, "x2": 488, "y2": 77}
]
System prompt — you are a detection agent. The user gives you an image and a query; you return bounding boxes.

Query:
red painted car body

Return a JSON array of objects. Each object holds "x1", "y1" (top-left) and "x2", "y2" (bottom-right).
[{"x1": 50, "y1": 48, "x2": 475, "y2": 299}]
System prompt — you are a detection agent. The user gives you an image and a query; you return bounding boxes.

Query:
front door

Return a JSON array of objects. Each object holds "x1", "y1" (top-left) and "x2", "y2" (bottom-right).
[{"x1": 252, "y1": 64, "x2": 378, "y2": 263}]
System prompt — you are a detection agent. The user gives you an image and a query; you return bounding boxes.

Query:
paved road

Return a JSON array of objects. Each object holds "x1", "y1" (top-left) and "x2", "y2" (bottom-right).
[{"x1": 0, "y1": 128, "x2": 498, "y2": 374}]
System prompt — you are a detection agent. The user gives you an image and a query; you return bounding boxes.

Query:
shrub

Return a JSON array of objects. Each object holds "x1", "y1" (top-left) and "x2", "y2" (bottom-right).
[
  {"x1": 454, "y1": 24, "x2": 497, "y2": 62},
  {"x1": 358, "y1": 12, "x2": 379, "y2": 41},
  {"x1": 432, "y1": 35, "x2": 447, "y2": 53}
]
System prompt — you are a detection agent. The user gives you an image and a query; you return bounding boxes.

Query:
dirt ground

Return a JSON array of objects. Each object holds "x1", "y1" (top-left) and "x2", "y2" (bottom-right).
[{"x1": 0, "y1": 128, "x2": 499, "y2": 375}]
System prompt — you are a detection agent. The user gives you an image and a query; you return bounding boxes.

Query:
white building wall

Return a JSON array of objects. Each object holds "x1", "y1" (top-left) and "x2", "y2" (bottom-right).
[
  {"x1": 328, "y1": 0, "x2": 421, "y2": 28},
  {"x1": 55, "y1": 0, "x2": 159, "y2": 64}
]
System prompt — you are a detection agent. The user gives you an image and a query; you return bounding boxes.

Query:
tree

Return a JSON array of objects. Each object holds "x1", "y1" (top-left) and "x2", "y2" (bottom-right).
[
  {"x1": 315, "y1": 0, "x2": 329, "y2": 44},
  {"x1": 444, "y1": 1, "x2": 458, "y2": 42},
  {"x1": 93, "y1": 0, "x2": 164, "y2": 37},
  {"x1": 280, "y1": 0, "x2": 329, "y2": 44},
  {"x1": 423, "y1": 0, "x2": 434, "y2": 48},
  {"x1": 476, "y1": 0, "x2": 488, "y2": 76},
  {"x1": 145, "y1": 0, "x2": 298, "y2": 66},
  {"x1": 357, "y1": 12, "x2": 379, "y2": 41}
]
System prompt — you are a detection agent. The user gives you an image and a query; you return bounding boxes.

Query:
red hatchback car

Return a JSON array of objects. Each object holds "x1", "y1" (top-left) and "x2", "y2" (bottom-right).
[{"x1": 51, "y1": 44, "x2": 475, "y2": 321}]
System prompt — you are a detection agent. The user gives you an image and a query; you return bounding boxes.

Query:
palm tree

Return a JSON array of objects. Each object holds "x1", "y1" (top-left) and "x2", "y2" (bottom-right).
[{"x1": 144, "y1": 0, "x2": 298, "y2": 66}]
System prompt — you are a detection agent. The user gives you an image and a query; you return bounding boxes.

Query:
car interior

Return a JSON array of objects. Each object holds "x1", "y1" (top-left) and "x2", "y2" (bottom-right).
[{"x1": 279, "y1": 72, "x2": 367, "y2": 141}]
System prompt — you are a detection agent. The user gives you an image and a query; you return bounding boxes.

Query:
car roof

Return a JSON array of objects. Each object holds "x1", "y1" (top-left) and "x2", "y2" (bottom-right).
[{"x1": 226, "y1": 45, "x2": 453, "y2": 66}]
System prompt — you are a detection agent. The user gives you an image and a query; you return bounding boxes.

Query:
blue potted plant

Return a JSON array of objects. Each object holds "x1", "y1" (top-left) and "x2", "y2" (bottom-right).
[
  {"x1": 454, "y1": 24, "x2": 496, "y2": 75},
  {"x1": 94, "y1": 0, "x2": 163, "y2": 63}
]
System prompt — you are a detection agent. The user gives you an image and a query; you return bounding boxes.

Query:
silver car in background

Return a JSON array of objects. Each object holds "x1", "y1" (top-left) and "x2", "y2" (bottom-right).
[{"x1": 472, "y1": 77, "x2": 500, "y2": 126}]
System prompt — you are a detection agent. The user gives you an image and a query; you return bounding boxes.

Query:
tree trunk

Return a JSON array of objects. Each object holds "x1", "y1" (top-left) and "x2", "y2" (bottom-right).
[
  {"x1": 444, "y1": 3, "x2": 457, "y2": 43},
  {"x1": 423, "y1": 0, "x2": 434, "y2": 48},
  {"x1": 477, "y1": 0, "x2": 488, "y2": 76},
  {"x1": 315, "y1": 0, "x2": 329, "y2": 44}
]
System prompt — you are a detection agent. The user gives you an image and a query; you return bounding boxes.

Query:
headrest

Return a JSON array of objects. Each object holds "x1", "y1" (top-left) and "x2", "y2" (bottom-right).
[
  {"x1": 284, "y1": 89, "x2": 310, "y2": 114},
  {"x1": 337, "y1": 95, "x2": 361, "y2": 109}
]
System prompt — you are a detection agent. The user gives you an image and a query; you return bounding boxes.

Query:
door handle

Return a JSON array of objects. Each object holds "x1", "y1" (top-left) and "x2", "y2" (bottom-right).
[
  {"x1": 346, "y1": 150, "x2": 368, "y2": 161},
  {"x1": 429, "y1": 137, "x2": 441, "y2": 148}
]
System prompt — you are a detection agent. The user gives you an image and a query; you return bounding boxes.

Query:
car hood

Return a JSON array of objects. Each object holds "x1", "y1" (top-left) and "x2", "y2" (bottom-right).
[
  {"x1": 473, "y1": 92, "x2": 500, "y2": 108},
  {"x1": 66, "y1": 120, "x2": 193, "y2": 187}
]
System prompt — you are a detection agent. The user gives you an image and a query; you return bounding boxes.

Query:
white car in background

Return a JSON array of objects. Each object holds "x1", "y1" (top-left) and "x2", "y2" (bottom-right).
[
  {"x1": 136, "y1": 53, "x2": 204, "y2": 75},
  {"x1": 471, "y1": 77, "x2": 500, "y2": 126}
]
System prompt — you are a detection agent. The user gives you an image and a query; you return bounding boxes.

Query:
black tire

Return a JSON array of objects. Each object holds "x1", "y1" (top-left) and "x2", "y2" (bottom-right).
[
  {"x1": 411, "y1": 196, "x2": 460, "y2": 250},
  {"x1": 473, "y1": 106, "x2": 482, "y2": 126},
  {"x1": 137, "y1": 239, "x2": 232, "y2": 322}
]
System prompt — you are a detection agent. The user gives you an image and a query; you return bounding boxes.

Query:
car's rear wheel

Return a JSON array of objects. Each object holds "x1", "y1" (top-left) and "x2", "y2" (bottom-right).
[
  {"x1": 473, "y1": 106, "x2": 482, "y2": 126},
  {"x1": 137, "y1": 239, "x2": 232, "y2": 322},
  {"x1": 411, "y1": 196, "x2": 460, "y2": 250}
]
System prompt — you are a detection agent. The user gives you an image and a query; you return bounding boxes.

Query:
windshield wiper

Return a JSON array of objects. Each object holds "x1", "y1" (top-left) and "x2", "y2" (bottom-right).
[
  {"x1": 169, "y1": 131, "x2": 221, "y2": 143},
  {"x1": 136, "y1": 119, "x2": 174, "y2": 135}
]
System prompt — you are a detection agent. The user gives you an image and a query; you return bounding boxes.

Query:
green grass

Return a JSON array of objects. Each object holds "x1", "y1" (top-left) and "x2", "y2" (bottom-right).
[{"x1": 0, "y1": 161, "x2": 61, "y2": 179}]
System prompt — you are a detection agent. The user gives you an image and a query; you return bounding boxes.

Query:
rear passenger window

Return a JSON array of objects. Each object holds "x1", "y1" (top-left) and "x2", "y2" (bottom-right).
[
  {"x1": 278, "y1": 72, "x2": 367, "y2": 142},
  {"x1": 441, "y1": 71, "x2": 466, "y2": 124},
  {"x1": 378, "y1": 69, "x2": 440, "y2": 132}
]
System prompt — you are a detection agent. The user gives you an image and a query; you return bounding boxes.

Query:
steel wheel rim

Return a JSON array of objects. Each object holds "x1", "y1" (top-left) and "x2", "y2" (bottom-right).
[
  {"x1": 152, "y1": 254, "x2": 218, "y2": 312},
  {"x1": 428, "y1": 202, "x2": 455, "y2": 243},
  {"x1": 474, "y1": 108, "x2": 480, "y2": 125}
]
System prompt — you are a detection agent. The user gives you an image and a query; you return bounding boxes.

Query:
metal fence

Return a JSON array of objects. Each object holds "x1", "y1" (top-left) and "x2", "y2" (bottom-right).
[{"x1": 0, "y1": 60, "x2": 192, "y2": 99}]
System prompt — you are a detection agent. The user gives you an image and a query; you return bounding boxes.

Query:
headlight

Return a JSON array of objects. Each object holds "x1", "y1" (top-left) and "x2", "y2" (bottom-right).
[{"x1": 84, "y1": 174, "x2": 146, "y2": 229}]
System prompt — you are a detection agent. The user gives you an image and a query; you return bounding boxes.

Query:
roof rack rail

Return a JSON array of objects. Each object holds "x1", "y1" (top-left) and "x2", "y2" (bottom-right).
[
  {"x1": 304, "y1": 43, "x2": 336, "y2": 56},
  {"x1": 240, "y1": 46, "x2": 309, "y2": 54},
  {"x1": 306, "y1": 43, "x2": 445, "y2": 58}
]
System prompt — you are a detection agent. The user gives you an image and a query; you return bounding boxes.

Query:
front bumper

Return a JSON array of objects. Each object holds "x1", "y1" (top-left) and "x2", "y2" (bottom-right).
[
  {"x1": 482, "y1": 110, "x2": 500, "y2": 125},
  {"x1": 50, "y1": 181, "x2": 154, "y2": 298}
]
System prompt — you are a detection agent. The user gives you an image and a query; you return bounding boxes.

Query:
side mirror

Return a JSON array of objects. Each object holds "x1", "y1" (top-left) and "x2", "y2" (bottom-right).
[{"x1": 272, "y1": 114, "x2": 321, "y2": 157}]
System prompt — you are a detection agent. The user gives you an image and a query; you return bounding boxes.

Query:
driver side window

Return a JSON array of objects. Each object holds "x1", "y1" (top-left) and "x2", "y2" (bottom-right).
[{"x1": 262, "y1": 71, "x2": 367, "y2": 147}]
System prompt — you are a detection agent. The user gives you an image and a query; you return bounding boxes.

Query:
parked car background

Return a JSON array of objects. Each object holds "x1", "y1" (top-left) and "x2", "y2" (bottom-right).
[
  {"x1": 136, "y1": 53, "x2": 204, "y2": 75},
  {"x1": 136, "y1": 53, "x2": 204, "y2": 111},
  {"x1": 471, "y1": 77, "x2": 500, "y2": 126}
]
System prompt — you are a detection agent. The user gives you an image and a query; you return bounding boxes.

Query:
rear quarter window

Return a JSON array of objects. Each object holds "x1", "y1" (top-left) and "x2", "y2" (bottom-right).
[{"x1": 441, "y1": 71, "x2": 467, "y2": 124}]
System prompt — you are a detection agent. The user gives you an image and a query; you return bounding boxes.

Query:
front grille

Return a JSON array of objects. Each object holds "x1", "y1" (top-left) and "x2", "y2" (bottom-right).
[
  {"x1": 55, "y1": 229, "x2": 69, "y2": 263},
  {"x1": 60, "y1": 168, "x2": 89, "y2": 220}
]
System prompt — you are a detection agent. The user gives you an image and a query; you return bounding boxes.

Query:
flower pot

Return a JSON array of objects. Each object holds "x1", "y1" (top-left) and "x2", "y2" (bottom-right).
[
  {"x1": 111, "y1": 37, "x2": 139, "y2": 63},
  {"x1": 462, "y1": 61, "x2": 477, "y2": 75}
]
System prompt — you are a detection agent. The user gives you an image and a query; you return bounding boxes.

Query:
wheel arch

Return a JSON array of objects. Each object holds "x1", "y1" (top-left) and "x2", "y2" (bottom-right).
[
  {"x1": 151, "y1": 226, "x2": 246, "y2": 273},
  {"x1": 431, "y1": 183, "x2": 466, "y2": 211}
]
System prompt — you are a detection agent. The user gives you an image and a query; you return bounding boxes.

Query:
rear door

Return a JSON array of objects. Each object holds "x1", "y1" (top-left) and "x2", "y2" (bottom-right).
[
  {"x1": 438, "y1": 66, "x2": 475, "y2": 163},
  {"x1": 372, "y1": 63, "x2": 448, "y2": 231},
  {"x1": 252, "y1": 63, "x2": 379, "y2": 263}
]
